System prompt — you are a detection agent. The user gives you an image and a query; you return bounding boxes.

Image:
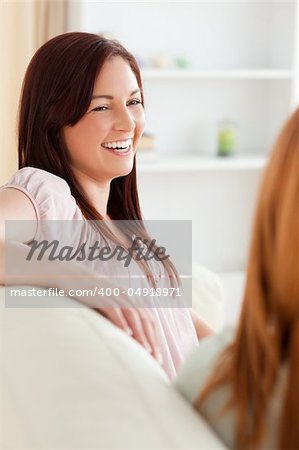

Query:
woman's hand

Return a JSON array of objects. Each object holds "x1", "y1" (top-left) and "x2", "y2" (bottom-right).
[
  {"x1": 190, "y1": 309, "x2": 214, "y2": 340},
  {"x1": 96, "y1": 306, "x2": 163, "y2": 366}
]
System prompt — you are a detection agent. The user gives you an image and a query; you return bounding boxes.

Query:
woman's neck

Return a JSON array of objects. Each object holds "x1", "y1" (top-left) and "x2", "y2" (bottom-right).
[{"x1": 71, "y1": 167, "x2": 111, "y2": 218}]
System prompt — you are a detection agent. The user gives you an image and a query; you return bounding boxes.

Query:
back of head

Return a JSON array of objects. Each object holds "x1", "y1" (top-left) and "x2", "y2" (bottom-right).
[
  {"x1": 247, "y1": 107, "x2": 299, "y2": 341},
  {"x1": 197, "y1": 107, "x2": 299, "y2": 449},
  {"x1": 246, "y1": 107, "x2": 299, "y2": 448}
]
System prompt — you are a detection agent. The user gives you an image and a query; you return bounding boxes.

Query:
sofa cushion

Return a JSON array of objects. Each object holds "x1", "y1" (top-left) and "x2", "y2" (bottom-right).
[{"x1": 1, "y1": 286, "x2": 226, "y2": 449}]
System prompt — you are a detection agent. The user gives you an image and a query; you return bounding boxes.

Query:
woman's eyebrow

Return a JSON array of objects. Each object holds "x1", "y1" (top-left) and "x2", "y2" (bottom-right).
[{"x1": 92, "y1": 89, "x2": 140, "y2": 100}]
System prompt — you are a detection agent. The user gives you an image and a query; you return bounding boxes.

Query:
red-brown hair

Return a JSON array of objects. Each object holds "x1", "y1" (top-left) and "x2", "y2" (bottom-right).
[
  {"x1": 18, "y1": 32, "x2": 179, "y2": 287},
  {"x1": 197, "y1": 107, "x2": 299, "y2": 449}
]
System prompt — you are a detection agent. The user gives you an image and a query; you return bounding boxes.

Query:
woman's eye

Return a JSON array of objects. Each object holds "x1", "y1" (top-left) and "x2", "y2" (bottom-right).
[
  {"x1": 92, "y1": 106, "x2": 109, "y2": 112},
  {"x1": 91, "y1": 99, "x2": 141, "y2": 112},
  {"x1": 129, "y1": 99, "x2": 142, "y2": 106}
]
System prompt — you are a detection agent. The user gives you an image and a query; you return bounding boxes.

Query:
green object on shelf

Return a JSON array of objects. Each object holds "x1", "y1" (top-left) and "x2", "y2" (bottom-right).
[
  {"x1": 176, "y1": 56, "x2": 190, "y2": 69},
  {"x1": 217, "y1": 120, "x2": 236, "y2": 156}
]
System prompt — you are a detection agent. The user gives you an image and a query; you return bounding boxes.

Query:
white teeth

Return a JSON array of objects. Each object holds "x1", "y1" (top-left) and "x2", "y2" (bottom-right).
[{"x1": 102, "y1": 139, "x2": 132, "y2": 149}]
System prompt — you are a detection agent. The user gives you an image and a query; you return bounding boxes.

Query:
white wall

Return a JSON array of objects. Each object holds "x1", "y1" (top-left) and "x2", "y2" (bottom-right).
[
  {"x1": 80, "y1": 2, "x2": 294, "y2": 69},
  {"x1": 137, "y1": 167, "x2": 263, "y2": 272}
]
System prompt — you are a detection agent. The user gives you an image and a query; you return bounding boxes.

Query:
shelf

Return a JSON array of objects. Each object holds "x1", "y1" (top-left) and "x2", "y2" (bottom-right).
[
  {"x1": 141, "y1": 69, "x2": 293, "y2": 80},
  {"x1": 136, "y1": 153, "x2": 268, "y2": 173}
]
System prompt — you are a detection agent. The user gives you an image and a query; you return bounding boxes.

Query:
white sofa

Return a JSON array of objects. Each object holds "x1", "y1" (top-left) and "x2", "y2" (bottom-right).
[{"x1": 0, "y1": 266, "x2": 227, "y2": 449}]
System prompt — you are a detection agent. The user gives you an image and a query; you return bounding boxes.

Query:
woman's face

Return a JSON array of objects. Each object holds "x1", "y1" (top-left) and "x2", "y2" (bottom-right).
[{"x1": 63, "y1": 56, "x2": 145, "y2": 182}]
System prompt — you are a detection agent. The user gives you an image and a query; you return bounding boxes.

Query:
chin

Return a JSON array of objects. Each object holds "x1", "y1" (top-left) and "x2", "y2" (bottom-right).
[
  {"x1": 121, "y1": 165, "x2": 134, "y2": 177},
  {"x1": 113, "y1": 162, "x2": 135, "y2": 178}
]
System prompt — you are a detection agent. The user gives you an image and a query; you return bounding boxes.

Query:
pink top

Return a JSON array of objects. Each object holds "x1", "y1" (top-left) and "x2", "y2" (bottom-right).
[{"x1": 1, "y1": 166, "x2": 198, "y2": 379}]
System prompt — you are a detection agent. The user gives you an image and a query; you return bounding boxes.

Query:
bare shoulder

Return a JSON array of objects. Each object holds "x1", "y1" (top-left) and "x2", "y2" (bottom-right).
[
  {"x1": 0, "y1": 188, "x2": 37, "y2": 242},
  {"x1": 0, "y1": 188, "x2": 36, "y2": 220}
]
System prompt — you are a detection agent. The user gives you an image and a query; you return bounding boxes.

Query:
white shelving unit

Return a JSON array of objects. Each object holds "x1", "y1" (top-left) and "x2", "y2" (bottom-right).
[
  {"x1": 140, "y1": 63, "x2": 297, "y2": 159},
  {"x1": 138, "y1": 54, "x2": 297, "y2": 169},
  {"x1": 80, "y1": 1, "x2": 299, "y2": 163},
  {"x1": 141, "y1": 69, "x2": 293, "y2": 81},
  {"x1": 137, "y1": 153, "x2": 267, "y2": 173},
  {"x1": 136, "y1": 3, "x2": 298, "y2": 161}
]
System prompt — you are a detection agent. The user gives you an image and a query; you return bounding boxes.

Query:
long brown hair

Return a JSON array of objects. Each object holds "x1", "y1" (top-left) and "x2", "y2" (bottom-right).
[
  {"x1": 18, "y1": 32, "x2": 179, "y2": 288},
  {"x1": 197, "y1": 108, "x2": 299, "y2": 449}
]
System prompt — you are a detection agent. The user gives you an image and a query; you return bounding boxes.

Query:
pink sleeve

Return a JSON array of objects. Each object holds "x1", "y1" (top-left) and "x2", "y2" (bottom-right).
[{"x1": 0, "y1": 167, "x2": 78, "y2": 221}]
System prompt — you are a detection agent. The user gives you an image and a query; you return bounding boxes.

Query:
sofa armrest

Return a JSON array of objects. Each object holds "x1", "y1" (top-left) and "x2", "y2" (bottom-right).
[{"x1": 192, "y1": 264, "x2": 225, "y2": 332}]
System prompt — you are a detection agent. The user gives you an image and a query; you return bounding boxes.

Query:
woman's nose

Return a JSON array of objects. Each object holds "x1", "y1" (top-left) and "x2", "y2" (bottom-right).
[{"x1": 114, "y1": 106, "x2": 135, "y2": 132}]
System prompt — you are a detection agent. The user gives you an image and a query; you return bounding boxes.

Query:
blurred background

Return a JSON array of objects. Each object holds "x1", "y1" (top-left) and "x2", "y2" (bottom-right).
[{"x1": 1, "y1": 1, "x2": 298, "y2": 324}]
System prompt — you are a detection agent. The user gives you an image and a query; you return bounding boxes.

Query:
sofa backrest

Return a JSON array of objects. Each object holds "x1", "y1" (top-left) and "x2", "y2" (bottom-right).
[{"x1": 0, "y1": 286, "x2": 226, "y2": 449}]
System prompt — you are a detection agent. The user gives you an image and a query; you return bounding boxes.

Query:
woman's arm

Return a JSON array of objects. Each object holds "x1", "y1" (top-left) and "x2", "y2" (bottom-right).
[
  {"x1": 0, "y1": 187, "x2": 37, "y2": 243},
  {"x1": 190, "y1": 308, "x2": 214, "y2": 340},
  {"x1": 0, "y1": 189, "x2": 163, "y2": 363}
]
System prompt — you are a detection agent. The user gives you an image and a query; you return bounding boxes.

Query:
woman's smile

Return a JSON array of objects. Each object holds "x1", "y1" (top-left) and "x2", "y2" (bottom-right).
[
  {"x1": 101, "y1": 137, "x2": 133, "y2": 155},
  {"x1": 101, "y1": 142, "x2": 132, "y2": 156}
]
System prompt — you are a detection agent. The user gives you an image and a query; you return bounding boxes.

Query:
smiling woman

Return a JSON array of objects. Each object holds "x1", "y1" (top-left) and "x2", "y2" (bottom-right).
[
  {"x1": 0, "y1": 32, "x2": 211, "y2": 379},
  {"x1": 63, "y1": 56, "x2": 145, "y2": 186}
]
